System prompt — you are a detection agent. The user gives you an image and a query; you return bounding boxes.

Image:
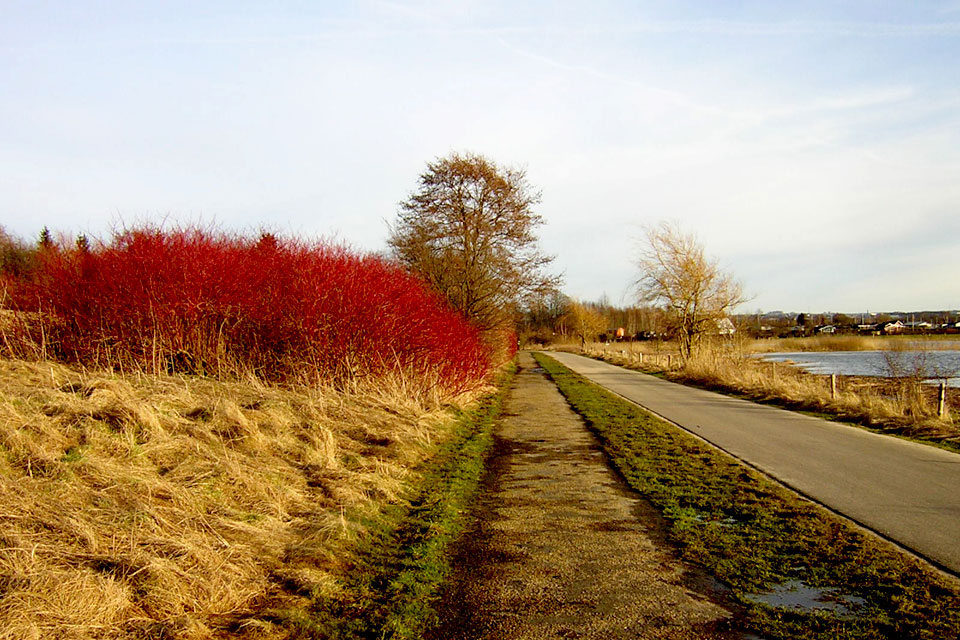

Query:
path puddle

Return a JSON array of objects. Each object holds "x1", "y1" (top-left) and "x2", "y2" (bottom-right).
[
  {"x1": 746, "y1": 580, "x2": 865, "y2": 618},
  {"x1": 691, "y1": 513, "x2": 740, "y2": 528},
  {"x1": 684, "y1": 510, "x2": 741, "y2": 528}
]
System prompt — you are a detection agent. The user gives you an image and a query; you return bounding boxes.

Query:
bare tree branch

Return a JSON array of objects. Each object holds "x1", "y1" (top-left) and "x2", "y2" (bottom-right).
[{"x1": 635, "y1": 221, "x2": 745, "y2": 358}]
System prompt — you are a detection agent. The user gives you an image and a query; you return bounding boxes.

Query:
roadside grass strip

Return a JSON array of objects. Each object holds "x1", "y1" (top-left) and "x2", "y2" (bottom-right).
[
  {"x1": 534, "y1": 353, "x2": 960, "y2": 640},
  {"x1": 281, "y1": 368, "x2": 511, "y2": 639}
]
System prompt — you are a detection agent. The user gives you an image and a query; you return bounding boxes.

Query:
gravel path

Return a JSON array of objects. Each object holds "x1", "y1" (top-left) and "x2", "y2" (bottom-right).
[{"x1": 429, "y1": 353, "x2": 744, "y2": 639}]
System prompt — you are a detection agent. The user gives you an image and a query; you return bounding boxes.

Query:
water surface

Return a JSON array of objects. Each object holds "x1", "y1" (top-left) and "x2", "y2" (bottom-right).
[
  {"x1": 746, "y1": 580, "x2": 865, "y2": 618},
  {"x1": 759, "y1": 350, "x2": 960, "y2": 388}
]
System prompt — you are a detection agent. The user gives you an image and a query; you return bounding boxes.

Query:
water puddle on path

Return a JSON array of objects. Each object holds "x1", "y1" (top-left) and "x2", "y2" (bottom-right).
[
  {"x1": 746, "y1": 580, "x2": 866, "y2": 618},
  {"x1": 689, "y1": 513, "x2": 740, "y2": 528}
]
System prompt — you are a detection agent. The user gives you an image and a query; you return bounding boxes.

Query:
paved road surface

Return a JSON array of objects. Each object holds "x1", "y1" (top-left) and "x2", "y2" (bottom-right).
[{"x1": 543, "y1": 351, "x2": 960, "y2": 575}]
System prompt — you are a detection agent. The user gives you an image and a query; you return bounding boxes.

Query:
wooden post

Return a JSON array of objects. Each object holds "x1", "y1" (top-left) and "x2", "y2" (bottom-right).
[
  {"x1": 939, "y1": 382, "x2": 947, "y2": 419},
  {"x1": 771, "y1": 362, "x2": 777, "y2": 382},
  {"x1": 638, "y1": 353, "x2": 643, "y2": 365},
  {"x1": 667, "y1": 354, "x2": 673, "y2": 369},
  {"x1": 830, "y1": 374, "x2": 837, "y2": 400}
]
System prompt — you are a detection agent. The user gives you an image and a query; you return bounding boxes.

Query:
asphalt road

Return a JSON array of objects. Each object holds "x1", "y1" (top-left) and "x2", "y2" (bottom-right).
[{"x1": 543, "y1": 351, "x2": 960, "y2": 576}]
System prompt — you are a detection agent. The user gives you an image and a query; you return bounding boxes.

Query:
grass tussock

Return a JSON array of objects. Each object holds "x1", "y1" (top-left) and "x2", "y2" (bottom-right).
[
  {"x1": 0, "y1": 357, "x2": 486, "y2": 639},
  {"x1": 580, "y1": 341, "x2": 960, "y2": 445}
]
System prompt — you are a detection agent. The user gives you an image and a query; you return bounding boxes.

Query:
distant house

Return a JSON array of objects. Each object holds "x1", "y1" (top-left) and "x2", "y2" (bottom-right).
[
  {"x1": 817, "y1": 325, "x2": 837, "y2": 334},
  {"x1": 714, "y1": 318, "x2": 736, "y2": 336},
  {"x1": 882, "y1": 320, "x2": 906, "y2": 334}
]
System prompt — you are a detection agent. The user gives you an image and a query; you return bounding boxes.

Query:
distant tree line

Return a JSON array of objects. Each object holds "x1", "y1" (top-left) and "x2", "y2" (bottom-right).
[{"x1": 517, "y1": 292, "x2": 668, "y2": 347}]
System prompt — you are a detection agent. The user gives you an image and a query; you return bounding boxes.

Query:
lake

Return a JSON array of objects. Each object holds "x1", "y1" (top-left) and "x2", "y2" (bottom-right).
[{"x1": 758, "y1": 350, "x2": 960, "y2": 388}]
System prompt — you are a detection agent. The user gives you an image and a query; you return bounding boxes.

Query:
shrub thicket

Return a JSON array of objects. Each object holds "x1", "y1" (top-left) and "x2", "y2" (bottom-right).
[
  {"x1": 2, "y1": 226, "x2": 491, "y2": 392},
  {"x1": 0, "y1": 227, "x2": 33, "y2": 279}
]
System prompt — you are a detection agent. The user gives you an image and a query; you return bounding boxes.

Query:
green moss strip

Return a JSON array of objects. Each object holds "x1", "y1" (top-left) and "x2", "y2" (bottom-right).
[
  {"x1": 534, "y1": 352, "x2": 960, "y2": 640},
  {"x1": 286, "y1": 366, "x2": 512, "y2": 639}
]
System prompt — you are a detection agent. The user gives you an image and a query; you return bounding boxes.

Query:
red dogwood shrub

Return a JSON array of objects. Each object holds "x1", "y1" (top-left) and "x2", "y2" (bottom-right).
[{"x1": 8, "y1": 227, "x2": 491, "y2": 392}]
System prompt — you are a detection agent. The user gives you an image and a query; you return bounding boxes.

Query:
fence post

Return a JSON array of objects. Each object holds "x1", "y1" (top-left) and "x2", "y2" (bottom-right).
[
  {"x1": 667, "y1": 354, "x2": 673, "y2": 369},
  {"x1": 771, "y1": 362, "x2": 777, "y2": 382},
  {"x1": 939, "y1": 382, "x2": 947, "y2": 419},
  {"x1": 831, "y1": 374, "x2": 837, "y2": 400}
]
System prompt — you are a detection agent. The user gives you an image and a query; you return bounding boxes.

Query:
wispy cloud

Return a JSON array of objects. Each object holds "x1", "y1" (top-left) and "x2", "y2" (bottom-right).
[{"x1": 2, "y1": 1, "x2": 958, "y2": 311}]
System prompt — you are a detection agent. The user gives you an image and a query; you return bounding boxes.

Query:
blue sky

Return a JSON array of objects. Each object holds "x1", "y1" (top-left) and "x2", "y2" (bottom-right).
[{"x1": 2, "y1": 1, "x2": 959, "y2": 313}]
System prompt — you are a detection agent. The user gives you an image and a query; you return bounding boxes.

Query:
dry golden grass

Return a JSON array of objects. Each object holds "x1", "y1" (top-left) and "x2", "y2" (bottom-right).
[
  {"x1": 748, "y1": 334, "x2": 888, "y2": 353},
  {"x1": 0, "y1": 357, "x2": 480, "y2": 639},
  {"x1": 581, "y1": 341, "x2": 960, "y2": 443},
  {"x1": 748, "y1": 334, "x2": 960, "y2": 353}
]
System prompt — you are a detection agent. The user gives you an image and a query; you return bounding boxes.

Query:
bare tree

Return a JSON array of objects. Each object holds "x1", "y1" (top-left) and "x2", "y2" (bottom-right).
[
  {"x1": 388, "y1": 152, "x2": 560, "y2": 332},
  {"x1": 562, "y1": 300, "x2": 608, "y2": 349},
  {"x1": 518, "y1": 290, "x2": 569, "y2": 346},
  {"x1": 634, "y1": 221, "x2": 745, "y2": 359}
]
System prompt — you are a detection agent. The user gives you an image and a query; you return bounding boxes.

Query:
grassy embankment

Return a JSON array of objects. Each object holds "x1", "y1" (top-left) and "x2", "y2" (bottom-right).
[
  {"x1": 0, "y1": 358, "x2": 507, "y2": 639},
  {"x1": 0, "y1": 226, "x2": 509, "y2": 638},
  {"x1": 535, "y1": 352, "x2": 960, "y2": 640},
  {"x1": 579, "y1": 336, "x2": 960, "y2": 448}
]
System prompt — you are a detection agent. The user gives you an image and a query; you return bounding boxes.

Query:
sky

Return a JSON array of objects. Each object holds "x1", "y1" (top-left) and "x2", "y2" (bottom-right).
[{"x1": 2, "y1": 1, "x2": 959, "y2": 314}]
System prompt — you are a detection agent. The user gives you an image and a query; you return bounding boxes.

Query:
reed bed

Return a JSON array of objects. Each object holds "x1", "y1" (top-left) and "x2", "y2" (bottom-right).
[
  {"x1": 749, "y1": 334, "x2": 960, "y2": 353},
  {"x1": 749, "y1": 335, "x2": 889, "y2": 353}
]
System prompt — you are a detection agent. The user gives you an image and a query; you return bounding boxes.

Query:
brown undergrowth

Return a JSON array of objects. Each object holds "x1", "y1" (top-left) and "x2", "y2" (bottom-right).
[
  {"x1": 0, "y1": 357, "x2": 481, "y2": 639},
  {"x1": 576, "y1": 342, "x2": 960, "y2": 445}
]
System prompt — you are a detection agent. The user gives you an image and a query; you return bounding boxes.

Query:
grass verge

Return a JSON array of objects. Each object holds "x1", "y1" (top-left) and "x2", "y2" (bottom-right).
[
  {"x1": 273, "y1": 364, "x2": 512, "y2": 639},
  {"x1": 534, "y1": 352, "x2": 960, "y2": 640}
]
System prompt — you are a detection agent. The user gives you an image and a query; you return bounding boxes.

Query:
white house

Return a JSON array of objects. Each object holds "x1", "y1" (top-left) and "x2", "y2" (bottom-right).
[{"x1": 714, "y1": 318, "x2": 736, "y2": 335}]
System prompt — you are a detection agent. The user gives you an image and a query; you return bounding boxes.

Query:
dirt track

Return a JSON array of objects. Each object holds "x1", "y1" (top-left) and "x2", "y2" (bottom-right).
[{"x1": 429, "y1": 353, "x2": 744, "y2": 639}]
